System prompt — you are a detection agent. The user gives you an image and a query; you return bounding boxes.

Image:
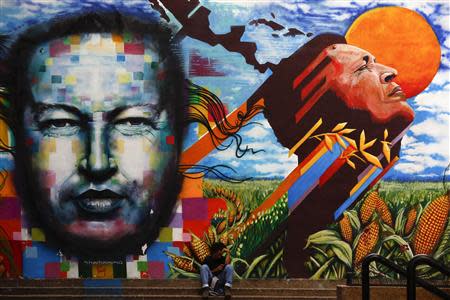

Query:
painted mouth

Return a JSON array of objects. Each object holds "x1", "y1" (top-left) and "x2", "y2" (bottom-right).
[
  {"x1": 388, "y1": 86, "x2": 405, "y2": 97},
  {"x1": 75, "y1": 189, "x2": 125, "y2": 214}
]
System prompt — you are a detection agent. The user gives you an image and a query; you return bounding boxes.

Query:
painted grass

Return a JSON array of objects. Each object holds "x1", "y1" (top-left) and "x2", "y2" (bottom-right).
[{"x1": 204, "y1": 179, "x2": 281, "y2": 210}]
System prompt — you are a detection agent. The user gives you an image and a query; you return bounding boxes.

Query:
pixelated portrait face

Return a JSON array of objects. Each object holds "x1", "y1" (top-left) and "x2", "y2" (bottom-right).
[{"x1": 21, "y1": 32, "x2": 179, "y2": 252}]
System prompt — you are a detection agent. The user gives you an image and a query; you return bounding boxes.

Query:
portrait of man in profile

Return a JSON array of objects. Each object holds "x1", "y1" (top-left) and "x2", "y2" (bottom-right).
[{"x1": 0, "y1": 8, "x2": 187, "y2": 258}]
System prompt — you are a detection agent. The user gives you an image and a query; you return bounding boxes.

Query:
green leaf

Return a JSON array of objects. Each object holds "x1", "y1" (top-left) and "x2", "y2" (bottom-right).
[
  {"x1": 433, "y1": 218, "x2": 450, "y2": 259},
  {"x1": 352, "y1": 230, "x2": 363, "y2": 251},
  {"x1": 346, "y1": 210, "x2": 361, "y2": 231},
  {"x1": 381, "y1": 223, "x2": 396, "y2": 235},
  {"x1": 311, "y1": 246, "x2": 329, "y2": 258},
  {"x1": 304, "y1": 229, "x2": 340, "y2": 249},
  {"x1": 242, "y1": 254, "x2": 268, "y2": 279},
  {"x1": 313, "y1": 251, "x2": 328, "y2": 265},
  {"x1": 394, "y1": 207, "x2": 406, "y2": 236},
  {"x1": 336, "y1": 263, "x2": 346, "y2": 279},
  {"x1": 435, "y1": 247, "x2": 450, "y2": 260},
  {"x1": 310, "y1": 256, "x2": 321, "y2": 269},
  {"x1": 262, "y1": 249, "x2": 283, "y2": 278},
  {"x1": 329, "y1": 242, "x2": 353, "y2": 268},
  {"x1": 382, "y1": 235, "x2": 413, "y2": 260},
  {"x1": 330, "y1": 264, "x2": 339, "y2": 279},
  {"x1": 310, "y1": 257, "x2": 334, "y2": 279}
]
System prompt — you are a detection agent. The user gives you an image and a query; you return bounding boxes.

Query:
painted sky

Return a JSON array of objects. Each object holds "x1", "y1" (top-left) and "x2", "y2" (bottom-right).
[{"x1": 0, "y1": 0, "x2": 448, "y2": 181}]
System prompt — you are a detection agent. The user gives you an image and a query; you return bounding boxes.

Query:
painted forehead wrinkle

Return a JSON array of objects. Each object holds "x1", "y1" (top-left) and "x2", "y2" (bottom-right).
[{"x1": 27, "y1": 32, "x2": 162, "y2": 110}]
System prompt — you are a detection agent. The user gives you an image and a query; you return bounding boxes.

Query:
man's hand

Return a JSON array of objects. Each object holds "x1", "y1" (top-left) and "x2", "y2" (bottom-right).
[
  {"x1": 223, "y1": 247, "x2": 231, "y2": 265},
  {"x1": 212, "y1": 264, "x2": 225, "y2": 273}
]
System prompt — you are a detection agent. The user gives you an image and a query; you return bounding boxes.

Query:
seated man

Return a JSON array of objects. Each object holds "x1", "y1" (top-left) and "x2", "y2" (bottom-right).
[{"x1": 200, "y1": 242, "x2": 233, "y2": 299}]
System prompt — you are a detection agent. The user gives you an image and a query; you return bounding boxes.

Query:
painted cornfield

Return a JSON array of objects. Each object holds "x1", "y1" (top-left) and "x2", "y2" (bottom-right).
[{"x1": 305, "y1": 181, "x2": 449, "y2": 279}]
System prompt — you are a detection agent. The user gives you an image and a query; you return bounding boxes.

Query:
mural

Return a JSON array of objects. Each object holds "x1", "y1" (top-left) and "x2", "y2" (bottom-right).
[{"x1": 0, "y1": 0, "x2": 448, "y2": 280}]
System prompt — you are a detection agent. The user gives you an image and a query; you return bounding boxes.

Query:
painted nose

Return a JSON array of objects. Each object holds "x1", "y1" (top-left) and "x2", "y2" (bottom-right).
[
  {"x1": 79, "y1": 113, "x2": 117, "y2": 182},
  {"x1": 380, "y1": 65, "x2": 398, "y2": 83}
]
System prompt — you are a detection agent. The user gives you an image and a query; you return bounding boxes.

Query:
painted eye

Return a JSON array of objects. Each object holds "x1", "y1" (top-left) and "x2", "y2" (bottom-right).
[
  {"x1": 115, "y1": 117, "x2": 154, "y2": 127},
  {"x1": 39, "y1": 119, "x2": 79, "y2": 129},
  {"x1": 113, "y1": 117, "x2": 159, "y2": 136},
  {"x1": 48, "y1": 119, "x2": 78, "y2": 128},
  {"x1": 37, "y1": 119, "x2": 80, "y2": 137},
  {"x1": 356, "y1": 64, "x2": 369, "y2": 72}
]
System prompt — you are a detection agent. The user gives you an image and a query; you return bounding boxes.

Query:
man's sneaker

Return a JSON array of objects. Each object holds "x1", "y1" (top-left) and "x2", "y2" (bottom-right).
[
  {"x1": 201, "y1": 287, "x2": 209, "y2": 299},
  {"x1": 224, "y1": 286, "x2": 232, "y2": 300}
]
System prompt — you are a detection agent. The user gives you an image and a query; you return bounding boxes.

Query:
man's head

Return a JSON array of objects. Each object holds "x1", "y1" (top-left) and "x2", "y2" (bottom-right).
[
  {"x1": 2, "y1": 9, "x2": 186, "y2": 256},
  {"x1": 264, "y1": 34, "x2": 414, "y2": 157},
  {"x1": 327, "y1": 44, "x2": 414, "y2": 123},
  {"x1": 210, "y1": 242, "x2": 226, "y2": 259}
]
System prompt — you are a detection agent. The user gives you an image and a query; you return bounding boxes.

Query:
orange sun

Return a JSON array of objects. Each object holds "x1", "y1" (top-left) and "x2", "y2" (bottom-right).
[{"x1": 345, "y1": 6, "x2": 441, "y2": 98}]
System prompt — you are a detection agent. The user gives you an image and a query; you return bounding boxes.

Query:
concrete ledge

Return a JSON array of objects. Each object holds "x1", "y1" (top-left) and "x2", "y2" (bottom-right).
[
  {"x1": 0, "y1": 279, "x2": 343, "y2": 288},
  {"x1": 336, "y1": 285, "x2": 450, "y2": 300}
]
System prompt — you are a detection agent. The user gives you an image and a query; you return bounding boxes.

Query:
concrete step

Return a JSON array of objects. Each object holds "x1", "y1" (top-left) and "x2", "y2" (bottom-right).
[
  {"x1": 0, "y1": 286, "x2": 335, "y2": 296},
  {"x1": 0, "y1": 279, "x2": 340, "y2": 299},
  {"x1": 336, "y1": 285, "x2": 450, "y2": 300},
  {"x1": 0, "y1": 296, "x2": 336, "y2": 300},
  {"x1": 0, "y1": 279, "x2": 342, "y2": 289}
]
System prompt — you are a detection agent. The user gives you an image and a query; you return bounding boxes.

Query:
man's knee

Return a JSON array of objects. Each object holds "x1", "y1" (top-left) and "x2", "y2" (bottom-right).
[
  {"x1": 201, "y1": 264, "x2": 210, "y2": 271},
  {"x1": 225, "y1": 264, "x2": 233, "y2": 272}
]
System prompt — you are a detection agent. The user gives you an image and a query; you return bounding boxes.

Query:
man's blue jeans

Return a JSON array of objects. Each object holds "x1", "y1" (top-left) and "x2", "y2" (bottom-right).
[{"x1": 200, "y1": 264, "x2": 233, "y2": 289}]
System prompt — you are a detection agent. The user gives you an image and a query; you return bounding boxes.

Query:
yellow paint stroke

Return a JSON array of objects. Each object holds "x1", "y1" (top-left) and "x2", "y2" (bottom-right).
[
  {"x1": 350, "y1": 165, "x2": 377, "y2": 196},
  {"x1": 288, "y1": 118, "x2": 322, "y2": 158}
]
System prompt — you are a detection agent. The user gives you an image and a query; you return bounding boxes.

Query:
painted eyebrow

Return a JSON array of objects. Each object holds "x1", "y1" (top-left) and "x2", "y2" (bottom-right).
[
  {"x1": 106, "y1": 104, "x2": 160, "y2": 122},
  {"x1": 32, "y1": 103, "x2": 160, "y2": 122},
  {"x1": 32, "y1": 103, "x2": 85, "y2": 121}
]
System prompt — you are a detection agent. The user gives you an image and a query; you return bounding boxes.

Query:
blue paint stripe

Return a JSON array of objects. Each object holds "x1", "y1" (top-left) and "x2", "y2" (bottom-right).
[
  {"x1": 333, "y1": 168, "x2": 383, "y2": 220},
  {"x1": 288, "y1": 142, "x2": 341, "y2": 210},
  {"x1": 0, "y1": 155, "x2": 14, "y2": 170}
]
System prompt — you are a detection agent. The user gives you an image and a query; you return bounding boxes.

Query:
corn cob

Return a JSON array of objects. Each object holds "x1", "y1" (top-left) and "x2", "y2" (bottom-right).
[
  {"x1": 339, "y1": 213, "x2": 353, "y2": 243},
  {"x1": 228, "y1": 205, "x2": 237, "y2": 226},
  {"x1": 165, "y1": 252, "x2": 196, "y2": 273},
  {"x1": 376, "y1": 197, "x2": 393, "y2": 227},
  {"x1": 360, "y1": 191, "x2": 381, "y2": 225},
  {"x1": 236, "y1": 202, "x2": 244, "y2": 222},
  {"x1": 354, "y1": 220, "x2": 380, "y2": 266},
  {"x1": 219, "y1": 233, "x2": 228, "y2": 246},
  {"x1": 190, "y1": 233, "x2": 211, "y2": 263},
  {"x1": 207, "y1": 226, "x2": 216, "y2": 244},
  {"x1": 232, "y1": 193, "x2": 243, "y2": 222},
  {"x1": 212, "y1": 187, "x2": 244, "y2": 221},
  {"x1": 216, "y1": 219, "x2": 227, "y2": 234},
  {"x1": 182, "y1": 244, "x2": 193, "y2": 258},
  {"x1": 412, "y1": 194, "x2": 449, "y2": 255},
  {"x1": 404, "y1": 206, "x2": 418, "y2": 235},
  {"x1": 227, "y1": 229, "x2": 239, "y2": 242}
]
